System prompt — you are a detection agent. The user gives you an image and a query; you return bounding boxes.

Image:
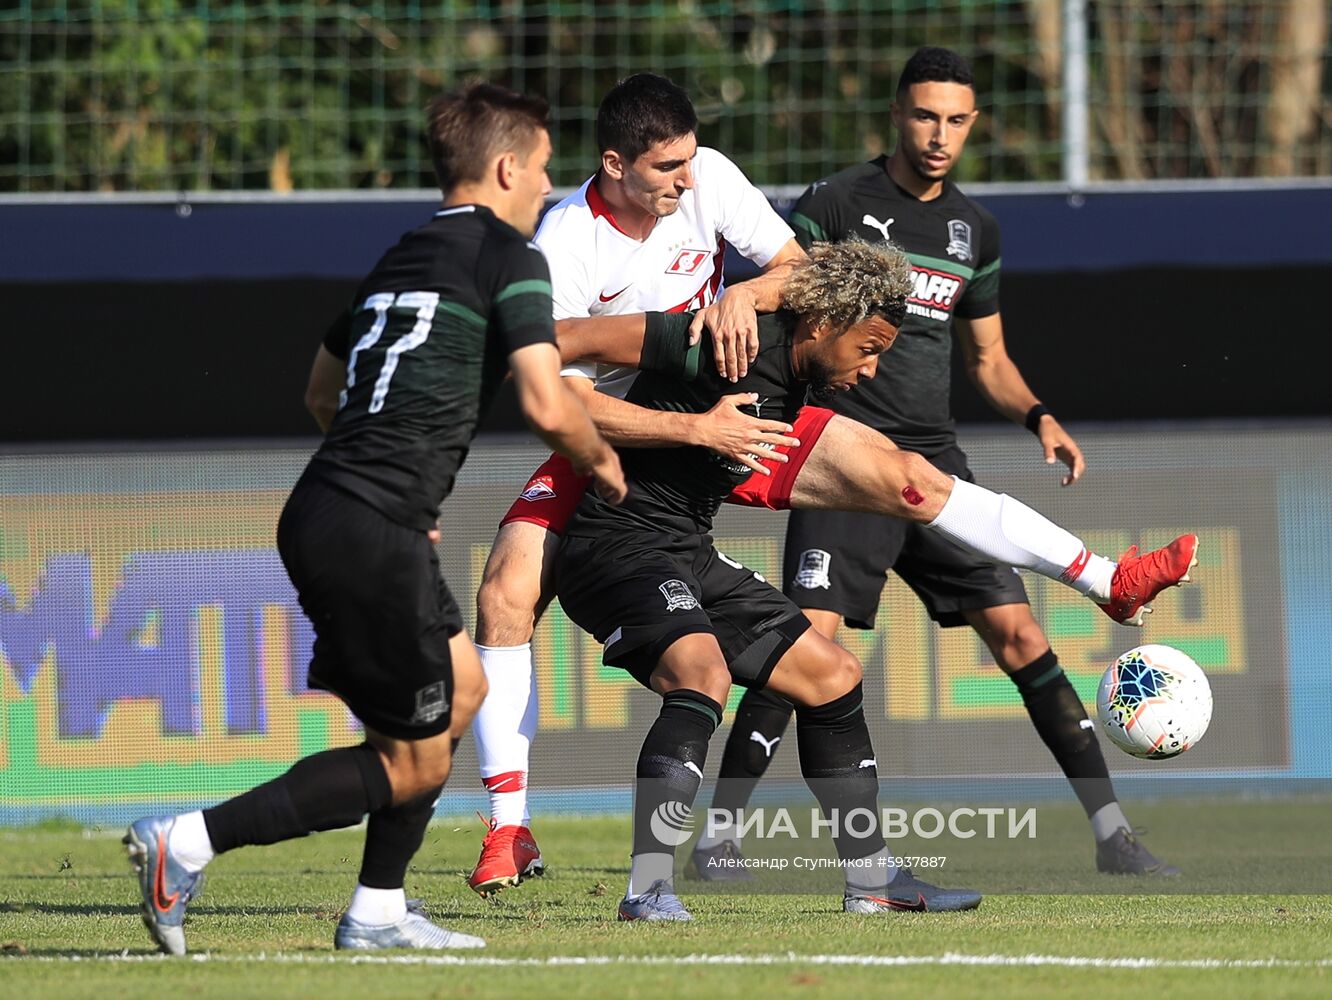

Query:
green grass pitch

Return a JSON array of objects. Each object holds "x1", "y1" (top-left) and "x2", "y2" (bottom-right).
[{"x1": 2, "y1": 803, "x2": 1329, "y2": 999}]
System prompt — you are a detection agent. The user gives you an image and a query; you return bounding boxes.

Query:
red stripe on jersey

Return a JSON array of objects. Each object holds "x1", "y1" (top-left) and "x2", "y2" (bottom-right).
[
  {"x1": 584, "y1": 175, "x2": 635, "y2": 238},
  {"x1": 666, "y1": 238, "x2": 727, "y2": 313}
]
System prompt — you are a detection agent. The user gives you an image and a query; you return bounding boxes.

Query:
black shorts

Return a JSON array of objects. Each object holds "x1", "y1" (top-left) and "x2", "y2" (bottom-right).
[
  {"x1": 556, "y1": 529, "x2": 810, "y2": 690},
  {"x1": 783, "y1": 445, "x2": 1029, "y2": 629},
  {"x1": 277, "y1": 474, "x2": 461, "y2": 739}
]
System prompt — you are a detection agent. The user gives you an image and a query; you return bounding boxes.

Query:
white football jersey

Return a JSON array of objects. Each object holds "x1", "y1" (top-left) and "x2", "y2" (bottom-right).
[{"x1": 534, "y1": 146, "x2": 793, "y2": 393}]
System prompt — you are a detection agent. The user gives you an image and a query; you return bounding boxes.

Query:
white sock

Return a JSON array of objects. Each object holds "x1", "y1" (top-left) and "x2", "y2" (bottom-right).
[
  {"x1": 474, "y1": 643, "x2": 538, "y2": 828},
  {"x1": 845, "y1": 847, "x2": 899, "y2": 894},
  {"x1": 346, "y1": 884, "x2": 407, "y2": 926},
  {"x1": 167, "y1": 811, "x2": 215, "y2": 873},
  {"x1": 1090, "y1": 802, "x2": 1132, "y2": 843},
  {"x1": 627, "y1": 853, "x2": 675, "y2": 896},
  {"x1": 927, "y1": 477, "x2": 1117, "y2": 602}
]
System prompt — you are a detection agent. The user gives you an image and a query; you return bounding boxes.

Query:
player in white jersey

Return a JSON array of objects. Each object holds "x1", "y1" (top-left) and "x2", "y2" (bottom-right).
[{"x1": 466, "y1": 74, "x2": 805, "y2": 895}]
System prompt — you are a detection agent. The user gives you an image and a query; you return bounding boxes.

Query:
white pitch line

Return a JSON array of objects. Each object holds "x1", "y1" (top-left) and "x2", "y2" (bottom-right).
[{"x1": 8, "y1": 952, "x2": 1332, "y2": 970}]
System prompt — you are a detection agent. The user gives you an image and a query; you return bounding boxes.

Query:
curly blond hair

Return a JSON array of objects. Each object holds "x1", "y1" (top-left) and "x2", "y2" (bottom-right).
[{"x1": 781, "y1": 239, "x2": 912, "y2": 330}]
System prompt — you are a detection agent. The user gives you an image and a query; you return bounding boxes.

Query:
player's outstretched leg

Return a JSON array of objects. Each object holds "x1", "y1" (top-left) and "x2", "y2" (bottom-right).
[
  {"x1": 124, "y1": 632, "x2": 489, "y2": 953},
  {"x1": 469, "y1": 520, "x2": 558, "y2": 895},
  {"x1": 123, "y1": 741, "x2": 394, "y2": 955},
  {"x1": 768, "y1": 632, "x2": 981, "y2": 913},
  {"x1": 915, "y1": 477, "x2": 1198, "y2": 625},
  {"x1": 689, "y1": 686, "x2": 793, "y2": 881},
  {"x1": 785, "y1": 417, "x2": 1199, "y2": 623}
]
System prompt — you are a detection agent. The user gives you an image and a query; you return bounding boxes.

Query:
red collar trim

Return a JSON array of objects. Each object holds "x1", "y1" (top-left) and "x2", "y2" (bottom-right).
[{"x1": 585, "y1": 175, "x2": 636, "y2": 238}]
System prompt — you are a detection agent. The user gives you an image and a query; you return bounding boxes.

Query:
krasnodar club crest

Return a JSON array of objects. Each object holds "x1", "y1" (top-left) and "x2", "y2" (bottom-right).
[
  {"x1": 659, "y1": 579, "x2": 700, "y2": 611},
  {"x1": 945, "y1": 219, "x2": 973, "y2": 260},
  {"x1": 410, "y1": 681, "x2": 450, "y2": 724},
  {"x1": 793, "y1": 549, "x2": 833, "y2": 590}
]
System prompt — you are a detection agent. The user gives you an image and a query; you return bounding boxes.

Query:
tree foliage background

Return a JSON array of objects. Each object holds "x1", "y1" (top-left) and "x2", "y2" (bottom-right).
[{"x1": 1, "y1": 1, "x2": 1328, "y2": 192}]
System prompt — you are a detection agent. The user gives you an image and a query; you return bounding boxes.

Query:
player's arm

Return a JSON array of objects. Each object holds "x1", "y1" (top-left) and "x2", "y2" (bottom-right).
[
  {"x1": 490, "y1": 236, "x2": 624, "y2": 502},
  {"x1": 303, "y1": 346, "x2": 346, "y2": 433},
  {"x1": 573, "y1": 382, "x2": 794, "y2": 475},
  {"x1": 554, "y1": 313, "x2": 799, "y2": 473},
  {"x1": 303, "y1": 306, "x2": 353, "y2": 432},
  {"x1": 690, "y1": 237, "x2": 806, "y2": 382},
  {"x1": 685, "y1": 149, "x2": 809, "y2": 381},
  {"x1": 954, "y1": 311, "x2": 1085, "y2": 486},
  {"x1": 553, "y1": 313, "x2": 651, "y2": 368},
  {"x1": 509, "y1": 343, "x2": 626, "y2": 504}
]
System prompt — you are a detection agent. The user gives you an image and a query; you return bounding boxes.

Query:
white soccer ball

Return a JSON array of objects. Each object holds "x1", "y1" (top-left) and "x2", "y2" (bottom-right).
[{"x1": 1096, "y1": 644, "x2": 1213, "y2": 760}]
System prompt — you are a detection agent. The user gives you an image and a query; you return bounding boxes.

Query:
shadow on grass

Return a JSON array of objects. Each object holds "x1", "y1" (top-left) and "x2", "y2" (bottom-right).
[
  {"x1": 8, "y1": 945, "x2": 344, "y2": 958},
  {"x1": 0, "y1": 902, "x2": 348, "y2": 917}
]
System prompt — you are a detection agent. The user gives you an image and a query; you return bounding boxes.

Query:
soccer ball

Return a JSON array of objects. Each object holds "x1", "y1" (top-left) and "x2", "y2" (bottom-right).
[{"x1": 1096, "y1": 645, "x2": 1213, "y2": 760}]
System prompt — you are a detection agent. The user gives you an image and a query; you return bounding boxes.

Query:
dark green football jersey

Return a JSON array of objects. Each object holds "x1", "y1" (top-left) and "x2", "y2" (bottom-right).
[
  {"x1": 790, "y1": 156, "x2": 1000, "y2": 454},
  {"x1": 565, "y1": 311, "x2": 808, "y2": 538},
  {"x1": 311, "y1": 204, "x2": 556, "y2": 529}
]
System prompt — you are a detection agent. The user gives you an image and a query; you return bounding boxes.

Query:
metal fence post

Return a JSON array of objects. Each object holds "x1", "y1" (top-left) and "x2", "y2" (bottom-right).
[{"x1": 1062, "y1": 0, "x2": 1090, "y2": 188}]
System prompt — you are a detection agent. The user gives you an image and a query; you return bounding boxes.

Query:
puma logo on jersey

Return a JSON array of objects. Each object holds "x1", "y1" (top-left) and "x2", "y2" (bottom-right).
[
  {"x1": 749, "y1": 731, "x2": 782, "y2": 758},
  {"x1": 861, "y1": 214, "x2": 895, "y2": 241},
  {"x1": 858, "y1": 758, "x2": 877, "y2": 769}
]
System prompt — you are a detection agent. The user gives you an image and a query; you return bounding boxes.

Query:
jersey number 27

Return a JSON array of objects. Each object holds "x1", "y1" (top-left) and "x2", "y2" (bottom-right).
[{"x1": 339, "y1": 291, "x2": 440, "y2": 414}]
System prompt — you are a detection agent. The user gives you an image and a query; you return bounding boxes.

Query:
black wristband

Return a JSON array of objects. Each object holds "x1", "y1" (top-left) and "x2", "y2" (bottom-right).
[{"x1": 1025, "y1": 403, "x2": 1052, "y2": 434}]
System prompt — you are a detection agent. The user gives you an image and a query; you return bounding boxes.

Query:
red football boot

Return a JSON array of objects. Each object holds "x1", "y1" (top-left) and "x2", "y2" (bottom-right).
[
  {"x1": 467, "y1": 820, "x2": 545, "y2": 897},
  {"x1": 1098, "y1": 534, "x2": 1199, "y2": 626}
]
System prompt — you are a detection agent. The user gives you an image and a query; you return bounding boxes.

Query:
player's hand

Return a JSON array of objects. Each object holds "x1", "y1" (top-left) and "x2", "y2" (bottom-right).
[
  {"x1": 694, "y1": 392, "x2": 800, "y2": 475},
  {"x1": 1037, "y1": 416, "x2": 1085, "y2": 486},
  {"x1": 587, "y1": 443, "x2": 628, "y2": 505},
  {"x1": 688, "y1": 286, "x2": 760, "y2": 382}
]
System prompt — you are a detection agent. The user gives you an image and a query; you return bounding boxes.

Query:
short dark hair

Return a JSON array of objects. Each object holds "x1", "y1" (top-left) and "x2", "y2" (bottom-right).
[
  {"x1": 895, "y1": 47, "x2": 975, "y2": 97},
  {"x1": 427, "y1": 83, "x2": 549, "y2": 192},
  {"x1": 595, "y1": 73, "x2": 698, "y2": 162}
]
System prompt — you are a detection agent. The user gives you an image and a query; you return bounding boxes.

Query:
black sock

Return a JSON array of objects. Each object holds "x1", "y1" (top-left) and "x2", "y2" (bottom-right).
[
  {"x1": 359, "y1": 783, "x2": 443, "y2": 889},
  {"x1": 795, "y1": 683, "x2": 885, "y2": 864},
  {"x1": 1010, "y1": 650, "x2": 1117, "y2": 818},
  {"x1": 632, "y1": 689, "x2": 722, "y2": 857},
  {"x1": 203, "y1": 743, "x2": 392, "y2": 855},
  {"x1": 711, "y1": 686, "x2": 794, "y2": 822}
]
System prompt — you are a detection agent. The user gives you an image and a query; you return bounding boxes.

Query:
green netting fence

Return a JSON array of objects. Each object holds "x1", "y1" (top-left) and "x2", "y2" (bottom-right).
[{"x1": 1, "y1": 1, "x2": 1329, "y2": 193}]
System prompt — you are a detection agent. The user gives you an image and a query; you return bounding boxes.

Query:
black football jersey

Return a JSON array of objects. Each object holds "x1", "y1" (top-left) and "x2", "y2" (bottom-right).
[
  {"x1": 565, "y1": 311, "x2": 807, "y2": 538},
  {"x1": 790, "y1": 156, "x2": 1000, "y2": 454},
  {"x1": 309, "y1": 204, "x2": 556, "y2": 529}
]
